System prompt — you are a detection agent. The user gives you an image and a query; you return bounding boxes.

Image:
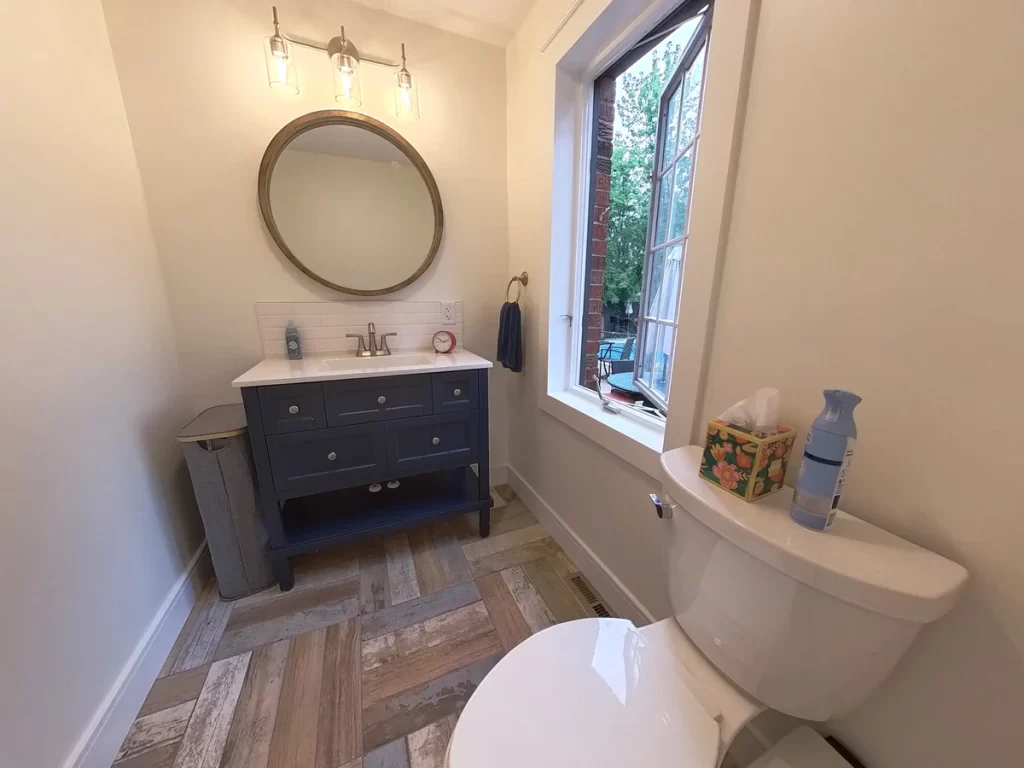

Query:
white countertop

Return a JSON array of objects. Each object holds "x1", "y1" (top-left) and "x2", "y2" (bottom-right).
[{"x1": 232, "y1": 350, "x2": 493, "y2": 387}]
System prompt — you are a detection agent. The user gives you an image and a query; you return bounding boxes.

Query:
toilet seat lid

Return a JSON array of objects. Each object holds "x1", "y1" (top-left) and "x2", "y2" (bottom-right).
[{"x1": 447, "y1": 618, "x2": 720, "y2": 768}]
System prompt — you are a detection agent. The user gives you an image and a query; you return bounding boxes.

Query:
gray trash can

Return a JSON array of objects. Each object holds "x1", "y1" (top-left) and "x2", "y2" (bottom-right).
[{"x1": 177, "y1": 404, "x2": 275, "y2": 599}]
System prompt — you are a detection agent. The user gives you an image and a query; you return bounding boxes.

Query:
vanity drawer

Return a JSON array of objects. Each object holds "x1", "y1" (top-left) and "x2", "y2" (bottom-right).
[
  {"x1": 386, "y1": 412, "x2": 479, "y2": 475},
  {"x1": 259, "y1": 383, "x2": 327, "y2": 434},
  {"x1": 432, "y1": 371, "x2": 478, "y2": 414},
  {"x1": 324, "y1": 374, "x2": 433, "y2": 426},
  {"x1": 267, "y1": 423, "x2": 387, "y2": 499}
]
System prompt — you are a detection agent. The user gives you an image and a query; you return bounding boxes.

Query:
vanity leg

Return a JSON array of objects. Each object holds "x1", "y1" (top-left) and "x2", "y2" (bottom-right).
[
  {"x1": 272, "y1": 553, "x2": 295, "y2": 591},
  {"x1": 477, "y1": 370, "x2": 491, "y2": 539}
]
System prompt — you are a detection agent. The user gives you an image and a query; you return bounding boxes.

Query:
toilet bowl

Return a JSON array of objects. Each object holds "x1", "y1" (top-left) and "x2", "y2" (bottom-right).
[{"x1": 445, "y1": 446, "x2": 968, "y2": 767}]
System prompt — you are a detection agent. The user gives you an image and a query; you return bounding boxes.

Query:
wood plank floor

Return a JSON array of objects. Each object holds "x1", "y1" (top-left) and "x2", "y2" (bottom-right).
[{"x1": 114, "y1": 485, "x2": 614, "y2": 768}]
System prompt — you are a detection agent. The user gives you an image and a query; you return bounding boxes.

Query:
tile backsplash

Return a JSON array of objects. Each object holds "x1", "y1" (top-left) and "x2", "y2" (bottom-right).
[{"x1": 255, "y1": 301, "x2": 464, "y2": 357}]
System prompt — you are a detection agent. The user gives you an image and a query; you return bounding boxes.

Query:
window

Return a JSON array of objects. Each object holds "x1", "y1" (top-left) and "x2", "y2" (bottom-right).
[{"x1": 577, "y1": 4, "x2": 711, "y2": 415}]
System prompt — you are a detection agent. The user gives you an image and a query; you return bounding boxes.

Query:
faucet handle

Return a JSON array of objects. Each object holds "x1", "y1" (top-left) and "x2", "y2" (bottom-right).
[
  {"x1": 367, "y1": 322, "x2": 376, "y2": 334},
  {"x1": 345, "y1": 333, "x2": 368, "y2": 356},
  {"x1": 379, "y1": 332, "x2": 397, "y2": 355}
]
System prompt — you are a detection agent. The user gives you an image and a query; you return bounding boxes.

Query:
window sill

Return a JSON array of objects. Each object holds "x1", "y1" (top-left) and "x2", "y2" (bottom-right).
[{"x1": 540, "y1": 389, "x2": 665, "y2": 479}]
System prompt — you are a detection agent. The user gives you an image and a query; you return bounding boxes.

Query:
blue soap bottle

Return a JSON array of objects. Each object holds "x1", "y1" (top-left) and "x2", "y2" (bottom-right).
[
  {"x1": 791, "y1": 390, "x2": 861, "y2": 531},
  {"x1": 285, "y1": 321, "x2": 302, "y2": 360}
]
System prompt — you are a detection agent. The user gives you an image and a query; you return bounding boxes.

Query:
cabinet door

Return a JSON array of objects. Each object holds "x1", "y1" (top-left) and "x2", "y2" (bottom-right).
[
  {"x1": 267, "y1": 423, "x2": 386, "y2": 499},
  {"x1": 324, "y1": 375, "x2": 433, "y2": 426},
  {"x1": 386, "y1": 412, "x2": 479, "y2": 475},
  {"x1": 432, "y1": 371, "x2": 479, "y2": 414},
  {"x1": 259, "y1": 383, "x2": 327, "y2": 434}
]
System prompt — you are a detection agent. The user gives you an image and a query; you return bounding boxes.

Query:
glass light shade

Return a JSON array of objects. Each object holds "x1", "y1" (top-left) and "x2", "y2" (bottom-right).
[
  {"x1": 264, "y1": 36, "x2": 298, "y2": 95},
  {"x1": 334, "y1": 66, "x2": 362, "y2": 107},
  {"x1": 395, "y1": 70, "x2": 420, "y2": 121},
  {"x1": 331, "y1": 51, "x2": 359, "y2": 74}
]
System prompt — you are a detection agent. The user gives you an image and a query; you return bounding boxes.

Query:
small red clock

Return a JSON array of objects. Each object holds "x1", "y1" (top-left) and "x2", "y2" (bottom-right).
[{"x1": 432, "y1": 330, "x2": 456, "y2": 354}]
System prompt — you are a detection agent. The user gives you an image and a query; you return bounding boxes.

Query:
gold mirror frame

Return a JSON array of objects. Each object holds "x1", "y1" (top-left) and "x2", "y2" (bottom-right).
[{"x1": 258, "y1": 110, "x2": 444, "y2": 296}]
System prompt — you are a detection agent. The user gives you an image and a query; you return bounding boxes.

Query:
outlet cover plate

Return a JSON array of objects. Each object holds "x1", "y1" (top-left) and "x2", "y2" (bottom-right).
[{"x1": 442, "y1": 302, "x2": 456, "y2": 325}]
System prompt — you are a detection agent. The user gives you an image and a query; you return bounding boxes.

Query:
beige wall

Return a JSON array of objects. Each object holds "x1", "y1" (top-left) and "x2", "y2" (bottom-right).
[
  {"x1": 505, "y1": 0, "x2": 678, "y2": 619},
  {"x1": 702, "y1": 1, "x2": 1024, "y2": 764},
  {"x1": 0, "y1": 1, "x2": 203, "y2": 766},
  {"x1": 101, "y1": 0, "x2": 511, "y2": 465},
  {"x1": 509, "y1": 0, "x2": 1023, "y2": 764}
]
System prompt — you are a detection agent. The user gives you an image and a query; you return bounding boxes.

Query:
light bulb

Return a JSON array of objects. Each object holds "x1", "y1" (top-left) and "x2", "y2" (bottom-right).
[
  {"x1": 265, "y1": 36, "x2": 298, "y2": 95},
  {"x1": 334, "y1": 65, "x2": 362, "y2": 107},
  {"x1": 394, "y1": 68, "x2": 419, "y2": 120}
]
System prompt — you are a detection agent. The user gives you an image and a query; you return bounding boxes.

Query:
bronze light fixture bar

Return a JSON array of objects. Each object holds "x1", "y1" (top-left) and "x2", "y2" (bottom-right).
[{"x1": 264, "y1": 6, "x2": 420, "y2": 120}]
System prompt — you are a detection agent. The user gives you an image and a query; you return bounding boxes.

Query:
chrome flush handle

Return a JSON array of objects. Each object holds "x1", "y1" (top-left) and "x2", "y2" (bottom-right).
[{"x1": 651, "y1": 493, "x2": 673, "y2": 519}]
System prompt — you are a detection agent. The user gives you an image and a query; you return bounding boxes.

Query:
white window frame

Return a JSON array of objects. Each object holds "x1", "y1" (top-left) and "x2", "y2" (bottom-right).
[{"x1": 540, "y1": 0, "x2": 758, "y2": 477}]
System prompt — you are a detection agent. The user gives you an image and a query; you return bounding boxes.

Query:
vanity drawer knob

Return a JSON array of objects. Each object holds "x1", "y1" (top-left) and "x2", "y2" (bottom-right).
[
  {"x1": 378, "y1": 395, "x2": 387, "y2": 405},
  {"x1": 432, "y1": 437, "x2": 440, "y2": 446},
  {"x1": 327, "y1": 451, "x2": 337, "y2": 461},
  {"x1": 288, "y1": 405, "x2": 300, "y2": 415},
  {"x1": 453, "y1": 388, "x2": 462, "y2": 396}
]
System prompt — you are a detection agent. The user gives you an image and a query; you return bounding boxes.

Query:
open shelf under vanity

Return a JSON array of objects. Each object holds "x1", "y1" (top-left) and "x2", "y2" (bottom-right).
[{"x1": 278, "y1": 466, "x2": 482, "y2": 555}]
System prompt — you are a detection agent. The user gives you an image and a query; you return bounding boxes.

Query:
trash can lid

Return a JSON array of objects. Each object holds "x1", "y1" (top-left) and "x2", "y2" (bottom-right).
[{"x1": 177, "y1": 403, "x2": 247, "y2": 442}]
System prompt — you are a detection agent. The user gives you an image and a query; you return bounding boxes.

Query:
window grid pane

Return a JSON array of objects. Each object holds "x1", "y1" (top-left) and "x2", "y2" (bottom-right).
[
  {"x1": 667, "y1": 149, "x2": 693, "y2": 242},
  {"x1": 661, "y1": 86, "x2": 681, "y2": 171},
  {"x1": 653, "y1": 165, "x2": 674, "y2": 246},
  {"x1": 679, "y1": 43, "x2": 706, "y2": 147},
  {"x1": 635, "y1": 20, "x2": 709, "y2": 412}
]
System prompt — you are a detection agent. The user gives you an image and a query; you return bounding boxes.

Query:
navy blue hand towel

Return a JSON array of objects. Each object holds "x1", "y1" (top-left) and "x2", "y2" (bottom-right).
[{"x1": 496, "y1": 301, "x2": 523, "y2": 373}]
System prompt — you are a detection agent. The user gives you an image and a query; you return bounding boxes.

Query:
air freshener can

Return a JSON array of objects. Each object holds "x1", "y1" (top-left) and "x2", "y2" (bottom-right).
[{"x1": 790, "y1": 390, "x2": 862, "y2": 531}]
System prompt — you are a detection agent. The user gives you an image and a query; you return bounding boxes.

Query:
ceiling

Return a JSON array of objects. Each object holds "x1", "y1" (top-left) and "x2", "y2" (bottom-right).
[{"x1": 345, "y1": 0, "x2": 535, "y2": 46}]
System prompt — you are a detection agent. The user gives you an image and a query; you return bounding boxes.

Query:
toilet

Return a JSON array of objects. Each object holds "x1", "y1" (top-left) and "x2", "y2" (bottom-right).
[{"x1": 446, "y1": 446, "x2": 968, "y2": 767}]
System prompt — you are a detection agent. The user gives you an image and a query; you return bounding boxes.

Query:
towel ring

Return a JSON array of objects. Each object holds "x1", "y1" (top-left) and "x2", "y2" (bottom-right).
[{"x1": 506, "y1": 271, "x2": 529, "y2": 303}]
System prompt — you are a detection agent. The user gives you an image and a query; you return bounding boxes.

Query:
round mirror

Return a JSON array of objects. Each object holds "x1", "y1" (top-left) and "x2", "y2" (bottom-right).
[{"x1": 259, "y1": 111, "x2": 443, "y2": 295}]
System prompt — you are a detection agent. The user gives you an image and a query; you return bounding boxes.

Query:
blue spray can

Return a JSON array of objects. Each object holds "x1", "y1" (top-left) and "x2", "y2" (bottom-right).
[{"x1": 791, "y1": 390, "x2": 861, "y2": 531}]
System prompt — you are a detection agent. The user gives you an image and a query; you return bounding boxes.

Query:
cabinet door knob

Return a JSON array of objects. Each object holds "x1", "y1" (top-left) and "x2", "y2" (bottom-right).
[
  {"x1": 432, "y1": 437, "x2": 440, "y2": 446},
  {"x1": 453, "y1": 388, "x2": 462, "y2": 396},
  {"x1": 377, "y1": 395, "x2": 387, "y2": 405},
  {"x1": 288, "y1": 405, "x2": 300, "y2": 415},
  {"x1": 327, "y1": 451, "x2": 337, "y2": 461}
]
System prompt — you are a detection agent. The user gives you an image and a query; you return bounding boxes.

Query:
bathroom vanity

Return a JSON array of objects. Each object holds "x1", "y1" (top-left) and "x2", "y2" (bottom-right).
[{"x1": 234, "y1": 351, "x2": 493, "y2": 590}]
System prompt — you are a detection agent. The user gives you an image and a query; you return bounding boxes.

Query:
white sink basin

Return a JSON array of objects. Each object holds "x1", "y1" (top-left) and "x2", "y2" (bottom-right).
[{"x1": 321, "y1": 353, "x2": 436, "y2": 372}]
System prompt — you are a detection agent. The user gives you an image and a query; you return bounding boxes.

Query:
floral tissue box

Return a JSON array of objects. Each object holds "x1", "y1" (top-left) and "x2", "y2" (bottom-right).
[{"x1": 700, "y1": 420, "x2": 798, "y2": 502}]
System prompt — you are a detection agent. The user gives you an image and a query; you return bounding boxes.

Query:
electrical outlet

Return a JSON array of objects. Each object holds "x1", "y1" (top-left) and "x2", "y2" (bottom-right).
[{"x1": 441, "y1": 302, "x2": 456, "y2": 325}]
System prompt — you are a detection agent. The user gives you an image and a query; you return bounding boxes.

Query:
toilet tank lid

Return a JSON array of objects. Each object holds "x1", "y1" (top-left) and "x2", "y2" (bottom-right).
[{"x1": 660, "y1": 447, "x2": 968, "y2": 623}]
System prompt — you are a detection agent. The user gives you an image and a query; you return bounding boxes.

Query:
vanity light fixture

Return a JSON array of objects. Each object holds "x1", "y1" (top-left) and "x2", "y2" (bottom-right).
[
  {"x1": 395, "y1": 44, "x2": 420, "y2": 121},
  {"x1": 263, "y1": 6, "x2": 420, "y2": 120}
]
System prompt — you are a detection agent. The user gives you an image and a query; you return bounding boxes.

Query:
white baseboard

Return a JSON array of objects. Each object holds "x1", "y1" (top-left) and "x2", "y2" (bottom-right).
[
  {"x1": 64, "y1": 542, "x2": 212, "y2": 768},
  {"x1": 506, "y1": 465, "x2": 655, "y2": 626}
]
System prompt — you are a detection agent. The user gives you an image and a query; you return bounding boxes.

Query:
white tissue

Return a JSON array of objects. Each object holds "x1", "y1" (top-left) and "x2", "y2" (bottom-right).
[{"x1": 718, "y1": 387, "x2": 781, "y2": 433}]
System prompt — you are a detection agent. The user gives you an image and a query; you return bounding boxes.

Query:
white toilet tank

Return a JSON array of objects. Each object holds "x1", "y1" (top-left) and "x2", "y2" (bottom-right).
[{"x1": 660, "y1": 446, "x2": 968, "y2": 722}]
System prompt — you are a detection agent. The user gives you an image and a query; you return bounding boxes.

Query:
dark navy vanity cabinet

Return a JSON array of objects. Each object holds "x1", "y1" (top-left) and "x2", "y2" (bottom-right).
[{"x1": 241, "y1": 369, "x2": 491, "y2": 590}]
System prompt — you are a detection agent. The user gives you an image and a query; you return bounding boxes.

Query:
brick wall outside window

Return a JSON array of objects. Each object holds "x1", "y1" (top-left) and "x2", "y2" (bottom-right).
[{"x1": 582, "y1": 76, "x2": 616, "y2": 390}]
